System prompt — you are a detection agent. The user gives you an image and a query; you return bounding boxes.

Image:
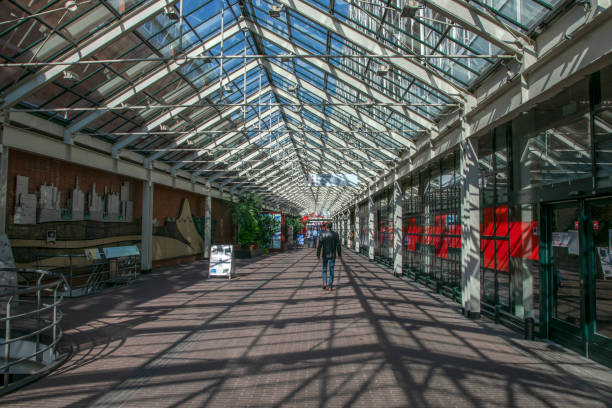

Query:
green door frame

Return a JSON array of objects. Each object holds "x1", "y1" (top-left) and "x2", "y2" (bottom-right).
[
  {"x1": 540, "y1": 200, "x2": 587, "y2": 356},
  {"x1": 541, "y1": 197, "x2": 612, "y2": 364},
  {"x1": 584, "y1": 197, "x2": 612, "y2": 366}
]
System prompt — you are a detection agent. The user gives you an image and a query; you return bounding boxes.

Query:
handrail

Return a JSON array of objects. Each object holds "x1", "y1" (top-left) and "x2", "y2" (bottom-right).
[{"x1": 0, "y1": 267, "x2": 66, "y2": 390}]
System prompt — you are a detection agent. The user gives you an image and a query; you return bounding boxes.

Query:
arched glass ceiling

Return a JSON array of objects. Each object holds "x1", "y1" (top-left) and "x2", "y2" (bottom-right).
[{"x1": 0, "y1": 0, "x2": 569, "y2": 212}]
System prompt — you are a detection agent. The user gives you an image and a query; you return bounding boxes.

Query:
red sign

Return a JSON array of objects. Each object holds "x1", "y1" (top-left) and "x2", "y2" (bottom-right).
[
  {"x1": 574, "y1": 221, "x2": 579, "y2": 230},
  {"x1": 593, "y1": 220, "x2": 599, "y2": 230}
]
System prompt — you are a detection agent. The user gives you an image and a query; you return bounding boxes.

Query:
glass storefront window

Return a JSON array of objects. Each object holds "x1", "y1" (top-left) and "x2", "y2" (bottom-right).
[
  {"x1": 514, "y1": 78, "x2": 591, "y2": 191},
  {"x1": 595, "y1": 65, "x2": 612, "y2": 189}
]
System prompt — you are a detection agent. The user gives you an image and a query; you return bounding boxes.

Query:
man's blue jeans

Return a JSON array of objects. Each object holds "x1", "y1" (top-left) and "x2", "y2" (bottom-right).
[
  {"x1": 307, "y1": 237, "x2": 312, "y2": 248},
  {"x1": 322, "y1": 258, "x2": 335, "y2": 288}
]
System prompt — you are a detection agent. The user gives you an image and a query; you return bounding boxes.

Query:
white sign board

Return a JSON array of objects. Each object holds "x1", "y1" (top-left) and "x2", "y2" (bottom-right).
[
  {"x1": 567, "y1": 230, "x2": 580, "y2": 255},
  {"x1": 552, "y1": 232, "x2": 569, "y2": 247},
  {"x1": 209, "y1": 245, "x2": 235, "y2": 279},
  {"x1": 597, "y1": 247, "x2": 612, "y2": 279},
  {"x1": 308, "y1": 174, "x2": 358, "y2": 187}
]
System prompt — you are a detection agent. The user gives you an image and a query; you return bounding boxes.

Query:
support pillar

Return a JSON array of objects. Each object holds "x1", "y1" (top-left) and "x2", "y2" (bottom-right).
[
  {"x1": 0, "y1": 146, "x2": 8, "y2": 235},
  {"x1": 393, "y1": 172, "x2": 403, "y2": 277},
  {"x1": 354, "y1": 203, "x2": 360, "y2": 253},
  {"x1": 204, "y1": 192, "x2": 212, "y2": 259},
  {"x1": 341, "y1": 211, "x2": 345, "y2": 246},
  {"x1": 345, "y1": 210, "x2": 350, "y2": 247},
  {"x1": 368, "y1": 188, "x2": 375, "y2": 261},
  {"x1": 460, "y1": 137, "x2": 480, "y2": 318},
  {"x1": 0, "y1": 114, "x2": 7, "y2": 234},
  {"x1": 141, "y1": 179, "x2": 154, "y2": 273}
]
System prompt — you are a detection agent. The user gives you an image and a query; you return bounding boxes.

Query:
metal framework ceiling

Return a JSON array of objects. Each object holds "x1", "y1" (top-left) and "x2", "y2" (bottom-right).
[{"x1": 0, "y1": 0, "x2": 569, "y2": 214}]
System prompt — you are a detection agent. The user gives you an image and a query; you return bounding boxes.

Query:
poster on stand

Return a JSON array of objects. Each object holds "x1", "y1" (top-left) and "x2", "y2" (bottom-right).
[
  {"x1": 596, "y1": 247, "x2": 612, "y2": 279},
  {"x1": 567, "y1": 230, "x2": 580, "y2": 255},
  {"x1": 297, "y1": 234, "x2": 304, "y2": 246},
  {"x1": 552, "y1": 232, "x2": 569, "y2": 247}
]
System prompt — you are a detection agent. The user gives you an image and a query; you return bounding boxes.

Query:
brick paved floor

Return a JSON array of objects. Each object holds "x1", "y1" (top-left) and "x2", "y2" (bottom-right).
[{"x1": 2, "y1": 248, "x2": 611, "y2": 407}]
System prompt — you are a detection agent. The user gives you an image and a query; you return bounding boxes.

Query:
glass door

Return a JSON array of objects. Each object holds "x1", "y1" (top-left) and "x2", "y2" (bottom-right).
[
  {"x1": 543, "y1": 198, "x2": 612, "y2": 366},
  {"x1": 546, "y1": 202, "x2": 585, "y2": 354},
  {"x1": 585, "y1": 198, "x2": 612, "y2": 366}
]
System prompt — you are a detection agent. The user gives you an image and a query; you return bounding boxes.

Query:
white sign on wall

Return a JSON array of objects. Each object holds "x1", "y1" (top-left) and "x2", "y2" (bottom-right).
[{"x1": 308, "y1": 174, "x2": 358, "y2": 187}]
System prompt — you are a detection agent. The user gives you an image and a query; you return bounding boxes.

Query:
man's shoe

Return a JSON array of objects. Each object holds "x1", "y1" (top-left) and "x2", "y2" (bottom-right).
[
  {"x1": 322, "y1": 284, "x2": 327, "y2": 290},
  {"x1": 327, "y1": 287, "x2": 333, "y2": 291}
]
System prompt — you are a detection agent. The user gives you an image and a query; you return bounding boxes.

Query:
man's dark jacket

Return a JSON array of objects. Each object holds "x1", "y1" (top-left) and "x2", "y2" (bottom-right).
[{"x1": 317, "y1": 230, "x2": 341, "y2": 260}]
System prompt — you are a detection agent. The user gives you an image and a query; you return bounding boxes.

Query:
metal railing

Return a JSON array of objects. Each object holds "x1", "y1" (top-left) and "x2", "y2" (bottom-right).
[
  {"x1": 0, "y1": 268, "x2": 67, "y2": 394},
  {"x1": 35, "y1": 253, "x2": 139, "y2": 297}
]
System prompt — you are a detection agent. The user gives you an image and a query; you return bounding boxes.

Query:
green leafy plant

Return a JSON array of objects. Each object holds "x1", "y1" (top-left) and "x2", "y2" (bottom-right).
[
  {"x1": 232, "y1": 194, "x2": 262, "y2": 246},
  {"x1": 257, "y1": 213, "x2": 281, "y2": 248},
  {"x1": 285, "y1": 216, "x2": 304, "y2": 239},
  {"x1": 232, "y1": 193, "x2": 281, "y2": 249}
]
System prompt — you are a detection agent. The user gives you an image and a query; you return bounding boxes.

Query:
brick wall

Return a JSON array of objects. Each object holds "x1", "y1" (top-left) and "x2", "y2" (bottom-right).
[
  {"x1": 7, "y1": 148, "x2": 143, "y2": 219},
  {"x1": 153, "y1": 184, "x2": 206, "y2": 226},
  {"x1": 212, "y1": 197, "x2": 234, "y2": 244}
]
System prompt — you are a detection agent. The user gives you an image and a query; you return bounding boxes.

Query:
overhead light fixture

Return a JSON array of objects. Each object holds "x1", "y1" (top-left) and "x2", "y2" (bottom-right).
[
  {"x1": 400, "y1": 0, "x2": 421, "y2": 18},
  {"x1": 62, "y1": 70, "x2": 80, "y2": 81},
  {"x1": 65, "y1": 0, "x2": 78, "y2": 12},
  {"x1": 102, "y1": 68, "x2": 112, "y2": 80},
  {"x1": 288, "y1": 84, "x2": 298, "y2": 92},
  {"x1": 376, "y1": 64, "x2": 390, "y2": 76},
  {"x1": 295, "y1": 105, "x2": 302, "y2": 113},
  {"x1": 269, "y1": 5, "x2": 283, "y2": 18},
  {"x1": 164, "y1": 6, "x2": 179, "y2": 20},
  {"x1": 174, "y1": 53, "x2": 187, "y2": 65},
  {"x1": 280, "y1": 53, "x2": 294, "y2": 63},
  {"x1": 223, "y1": 84, "x2": 233, "y2": 93}
]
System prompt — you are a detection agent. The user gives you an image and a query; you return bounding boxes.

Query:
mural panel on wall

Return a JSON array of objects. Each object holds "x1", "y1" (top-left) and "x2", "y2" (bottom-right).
[{"x1": 13, "y1": 175, "x2": 134, "y2": 224}]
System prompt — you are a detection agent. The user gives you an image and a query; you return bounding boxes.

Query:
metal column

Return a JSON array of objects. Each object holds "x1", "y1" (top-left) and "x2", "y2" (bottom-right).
[
  {"x1": 368, "y1": 188, "x2": 375, "y2": 261},
  {"x1": 204, "y1": 193, "x2": 212, "y2": 259},
  {"x1": 460, "y1": 137, "x2": 480, "y2": 318},
  {"x1": 345, "y1": 210, "x2": 349, "y2": 247},
  {"x1": 393, "y1": 172, "x2": 403, "y2": 277},
  {"x1": 0, "y1": 146, "x2": 7, "y2": 234},
  {"x1": 354, "y1": 203, "x2": 360, "y2": 253},
  {"x1": 141, "y1": 179, "x2": 154, "y2": 273},
  {"x1": 0, "y1": 114, "x2": 7, "y2": 234}
]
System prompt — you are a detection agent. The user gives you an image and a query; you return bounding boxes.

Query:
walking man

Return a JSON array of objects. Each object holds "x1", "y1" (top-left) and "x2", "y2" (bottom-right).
[
  {"x1": 317, "y1": 222, "x2": 341, "y2": 291},
  {"x1": 306, "y1": 228, "x2": 313, "y2": 248}
]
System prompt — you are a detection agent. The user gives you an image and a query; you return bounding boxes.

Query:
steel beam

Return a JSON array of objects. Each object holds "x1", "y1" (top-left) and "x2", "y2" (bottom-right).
[
  {"x1": 263, "y1": 61, "x2": 416, "y2": 151},
  {"x1": 282, "y1": 108, "x2": 389, "y2": 171},
  {"x1": 64, "y1": 22, "x2": 242, "y2": 140},
  {"x1": 244, "y1": 21, "x2": 435, "y2": 131},
  {"x1": 421, "y1": 0, "x2": 528, "y2": 56},
  {"x1": 274, "y1": 87, "x2": 398, "y2": 160},
  {"x1": 276, "y1": 0, "x2": 467, "y2": 99},
  {"x1": 1, "y1": 0, "x2": 179, "y2": 110}
]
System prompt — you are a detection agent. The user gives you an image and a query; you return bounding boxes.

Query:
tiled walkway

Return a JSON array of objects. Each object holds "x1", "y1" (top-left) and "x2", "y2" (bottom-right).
[{"x1": 2, "y1": 249, "x2": 612, "y2": 407}]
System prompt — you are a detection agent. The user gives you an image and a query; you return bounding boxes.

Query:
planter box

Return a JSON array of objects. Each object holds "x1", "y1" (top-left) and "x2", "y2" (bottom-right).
[{"x1": 235, "y1": 247, "x2": 266, "y2": 259}]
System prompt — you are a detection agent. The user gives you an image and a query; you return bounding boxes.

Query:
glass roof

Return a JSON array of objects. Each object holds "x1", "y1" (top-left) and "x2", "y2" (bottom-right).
[{"x1": 0, "y1": 0, "x2": 569, "y2": 212}]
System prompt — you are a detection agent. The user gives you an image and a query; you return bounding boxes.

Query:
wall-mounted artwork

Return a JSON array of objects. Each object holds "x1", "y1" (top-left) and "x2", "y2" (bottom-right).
[{"x1": 13, "y1": 175, "x2": 134, "y2": 224}]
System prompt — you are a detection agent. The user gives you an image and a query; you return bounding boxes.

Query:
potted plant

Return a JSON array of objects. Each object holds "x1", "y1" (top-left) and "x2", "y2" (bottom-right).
[{"x1": 232, "y1": 194, "x2": 265, "y2": 257}]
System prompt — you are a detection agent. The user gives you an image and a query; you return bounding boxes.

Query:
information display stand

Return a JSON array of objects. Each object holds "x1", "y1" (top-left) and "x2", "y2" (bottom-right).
[
  {"x1": 296, "y1": 234, "x2": 305, "y2": 248},
  {"x1": 209, "y1": 245, "x2": 235, "y2": 279}
]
